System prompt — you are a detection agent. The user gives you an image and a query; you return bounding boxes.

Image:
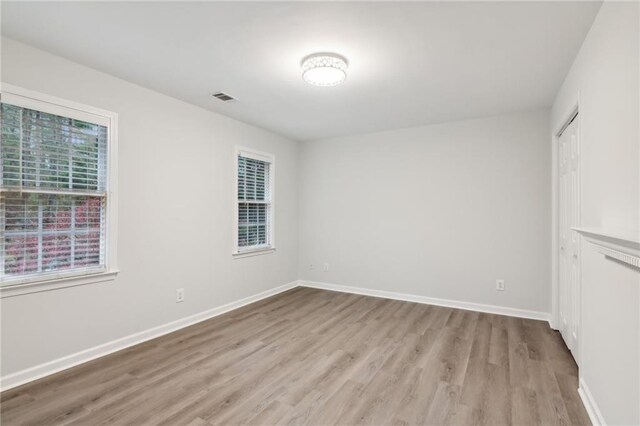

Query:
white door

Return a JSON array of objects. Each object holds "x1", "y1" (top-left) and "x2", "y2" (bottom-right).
[{"x1": 558, "y1": 114, "x2": 580, "y2": 362}]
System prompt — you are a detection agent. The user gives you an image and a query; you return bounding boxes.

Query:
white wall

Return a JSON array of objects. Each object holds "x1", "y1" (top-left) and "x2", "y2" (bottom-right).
[
  {"x1": 298, "y1": 110, "x2": 551, "y2": 314},
  {"x1": 551, "y1": 2, "x2": 639, "y2": 424},
  {"x1": 0, "y1": 39, "x2": 299, "y2": 378}
]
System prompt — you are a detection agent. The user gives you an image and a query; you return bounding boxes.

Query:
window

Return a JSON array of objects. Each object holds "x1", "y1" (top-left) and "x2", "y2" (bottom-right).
[
  {"x1": 234, "y1": 148, "x2": 274, "y2": 256},
  {"x1": 1, "y1": 85, "x2": 117, "y2": 294}
]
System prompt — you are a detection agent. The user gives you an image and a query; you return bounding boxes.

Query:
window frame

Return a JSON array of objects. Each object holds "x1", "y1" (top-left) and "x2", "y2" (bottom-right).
[
  {"x1": 0, "y1": 83, "x2": 118, "y2": 298},
  {"x1": 233, "y1": 146, "x2": 275, "y2": 258}
]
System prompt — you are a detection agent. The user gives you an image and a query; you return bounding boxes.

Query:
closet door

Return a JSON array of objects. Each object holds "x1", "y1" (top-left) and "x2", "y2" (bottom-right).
[{"x1": 558, "y1": 114, "x2": 580, "y2": 363}]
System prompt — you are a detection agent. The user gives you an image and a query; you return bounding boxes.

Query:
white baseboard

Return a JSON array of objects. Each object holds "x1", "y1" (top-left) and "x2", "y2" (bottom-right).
[
  {"x1": 578, "y1": 378, "x2": 606, "y2": 426},
  {"x1": 300, "y1": 280, "x2": 551, "y2": 322},
  {"x1": 0, "y1": 281, "x2": 298, "y2": 392}
]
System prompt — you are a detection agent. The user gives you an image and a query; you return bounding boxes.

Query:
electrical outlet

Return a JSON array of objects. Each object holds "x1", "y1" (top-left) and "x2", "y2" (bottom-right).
[
  {"x1": 496, "y1": 280, "x2": 505, "y2": 291},
  {"x1": 323, "y1": 263, "x2": 329, "y2": 272},
  {"x1": 176, "y1": 288, "x2": 185, "y2": 303}
]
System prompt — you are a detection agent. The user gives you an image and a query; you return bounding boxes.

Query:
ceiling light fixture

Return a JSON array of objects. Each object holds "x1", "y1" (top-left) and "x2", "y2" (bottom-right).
[{"x1": 301, "y1": 53, "x2": 348, "y2": 87}]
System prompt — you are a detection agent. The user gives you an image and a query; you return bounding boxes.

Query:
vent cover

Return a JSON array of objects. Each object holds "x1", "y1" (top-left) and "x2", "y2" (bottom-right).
[{"x1": 211, "y1": 92, "x2": 236, "y2": 102}]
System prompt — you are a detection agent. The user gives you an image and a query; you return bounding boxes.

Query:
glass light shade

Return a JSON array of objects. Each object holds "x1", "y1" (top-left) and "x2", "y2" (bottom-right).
[{"x1": 301, "y1": 54, "x2": 348, "y2": 86}]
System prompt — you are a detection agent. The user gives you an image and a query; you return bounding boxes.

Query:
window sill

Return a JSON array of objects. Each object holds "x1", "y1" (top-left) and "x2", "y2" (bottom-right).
[
  {"x1": 0, "y1": 270, "x2": 119, "y2": 298},
  {"x1": 233, "y1": 247, "x2": 276, "y2": 259}
]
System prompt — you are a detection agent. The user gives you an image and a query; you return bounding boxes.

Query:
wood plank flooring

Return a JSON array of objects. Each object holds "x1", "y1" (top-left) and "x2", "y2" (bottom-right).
[{"x1": 1, "y1": 287, "x2": 591, "y2": 425}]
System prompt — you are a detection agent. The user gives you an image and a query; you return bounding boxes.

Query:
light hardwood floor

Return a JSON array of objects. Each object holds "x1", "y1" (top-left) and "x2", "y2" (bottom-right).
[{"x1": 1, "y1": 287, "x2": 590, "y2": 425}]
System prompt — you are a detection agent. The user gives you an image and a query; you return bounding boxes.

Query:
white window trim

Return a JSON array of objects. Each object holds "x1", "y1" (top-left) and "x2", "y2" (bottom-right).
[
  {"x1": 0, "y1": 83, "x2": 119, "y2": 298},
  {"x1": 232, "y1": 146, "x2": 275, "y2": 258}
]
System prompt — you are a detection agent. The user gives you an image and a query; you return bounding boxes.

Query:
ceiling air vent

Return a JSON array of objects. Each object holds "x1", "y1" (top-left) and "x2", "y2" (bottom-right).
[{"x1": 211, "y1": 92, "x2": 236, "y2": 102}]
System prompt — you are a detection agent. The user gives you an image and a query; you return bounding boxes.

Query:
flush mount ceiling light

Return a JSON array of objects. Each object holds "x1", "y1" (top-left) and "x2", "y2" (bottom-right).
[{"x1": 301, "y1": 53, "x2": 348, "y2": 87}]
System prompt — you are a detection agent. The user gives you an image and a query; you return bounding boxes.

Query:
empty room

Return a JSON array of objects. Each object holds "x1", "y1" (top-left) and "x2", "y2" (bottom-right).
[{"x1": 0, "y1": 1, "x2": 638, "y2": 425}]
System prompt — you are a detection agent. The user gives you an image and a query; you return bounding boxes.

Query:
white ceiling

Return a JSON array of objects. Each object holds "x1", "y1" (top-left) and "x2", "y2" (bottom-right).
[{"x1": 2, "y1": 1, "x2": 601, "y2": 141}]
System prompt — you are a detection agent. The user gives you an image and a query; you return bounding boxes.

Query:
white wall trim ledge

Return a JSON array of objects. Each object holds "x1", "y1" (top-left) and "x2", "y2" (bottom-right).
[
  {"x1": 0, "y1": 281, "x2": 298, "y2": 392},
  {"x1": 573, "y1": 227, "x2": 640, "y2": 269},
  {"x1": 299, "y1": 280, "x2": 551, "y2": 323},
  {"x1": 578, "y1": 378, "x2": 607, "y2": 426}
]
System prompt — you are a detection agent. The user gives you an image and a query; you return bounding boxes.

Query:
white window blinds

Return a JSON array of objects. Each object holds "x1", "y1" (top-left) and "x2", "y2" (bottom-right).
[
  {"x1": 1, "y1": 102, "x2": 108, "y2": 282},
  {"x1": 236, "y1": 153, "x2": 272, "y2": 251}
]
